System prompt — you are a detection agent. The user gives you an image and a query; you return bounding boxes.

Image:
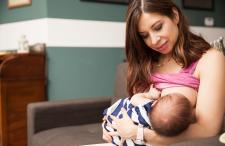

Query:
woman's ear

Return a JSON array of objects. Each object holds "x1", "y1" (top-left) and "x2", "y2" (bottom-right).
[{"x1": 172, "y1": 8, "x2": 179, "y2": 24}]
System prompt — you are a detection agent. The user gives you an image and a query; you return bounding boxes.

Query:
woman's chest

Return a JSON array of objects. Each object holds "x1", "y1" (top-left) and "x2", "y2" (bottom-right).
[
  {"x1": 161, "y1": 86, "x2": 197, "y2": 107},
  {"x1": 152, "y1": 60, "x2": 200, "y2": 79}
]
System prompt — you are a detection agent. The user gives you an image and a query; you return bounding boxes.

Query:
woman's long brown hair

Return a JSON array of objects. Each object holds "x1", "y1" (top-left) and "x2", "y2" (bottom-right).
[{"x1": 125, "y1": 0, "x2": 211, "y2": 96}]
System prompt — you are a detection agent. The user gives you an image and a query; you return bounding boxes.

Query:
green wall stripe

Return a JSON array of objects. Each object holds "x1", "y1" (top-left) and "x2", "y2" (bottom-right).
[
  {"x1": 0, "y1": 0, "x2": 47, "y2": 24},
  {"x1": 47, "y1": 0, "x2": 127, "y2": 22},
  {"x1": 46, "y1": 47, "x2": 125, "y2": 100},
  {"x1": 1, "y1": 0, "x2": 225, "y2": 26},
  {"x1": 46, "y1": 0, "x2": 225, "y2": 27}
]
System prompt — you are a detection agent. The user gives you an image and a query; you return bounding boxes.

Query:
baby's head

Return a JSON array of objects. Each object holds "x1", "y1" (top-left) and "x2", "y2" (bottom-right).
[{"x1": 149, "y1": 93, "x2": 192, "y2": 136}]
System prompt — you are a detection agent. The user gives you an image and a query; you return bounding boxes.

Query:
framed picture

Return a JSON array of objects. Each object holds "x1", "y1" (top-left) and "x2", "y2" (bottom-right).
[
  {"x1": 182, "y1": 0, "x2": 214, "y2": 10},
  {"x1": 81, "y1": 0, "x2": 130, "y2": 4},
  {"x1": 8, "y1": 0, "x2": 32, "y2": 8}
]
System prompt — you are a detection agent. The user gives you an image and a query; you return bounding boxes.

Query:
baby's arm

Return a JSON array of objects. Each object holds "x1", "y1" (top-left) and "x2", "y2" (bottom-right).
[
  {"x1": 130, "y1": 85, "x2": 161, "y2": 106},
  {"x1": 130, "y1": 93, "x2": 152, "y2": 106}
]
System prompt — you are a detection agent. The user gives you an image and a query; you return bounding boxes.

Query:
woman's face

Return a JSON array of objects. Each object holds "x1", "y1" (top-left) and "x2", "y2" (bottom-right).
[{"x1": 138, "y1": 11, "x2": 179, "y2": 55}]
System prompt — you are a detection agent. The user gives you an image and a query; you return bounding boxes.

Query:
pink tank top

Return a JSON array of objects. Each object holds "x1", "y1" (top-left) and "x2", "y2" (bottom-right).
[{"x1": 150, "y1": 61, "x2": 200, "y2": 91}]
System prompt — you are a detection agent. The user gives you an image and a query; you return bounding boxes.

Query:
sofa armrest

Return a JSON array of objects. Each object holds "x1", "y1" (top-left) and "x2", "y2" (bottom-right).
[{"x1": 27, "y1": 97, "x2": 111, "y2": 138}]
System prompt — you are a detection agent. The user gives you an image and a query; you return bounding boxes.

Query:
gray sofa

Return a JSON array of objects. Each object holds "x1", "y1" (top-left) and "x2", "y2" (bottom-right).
[{"x1": 27, "y1": 62, "x2": 225, "y2": 146}]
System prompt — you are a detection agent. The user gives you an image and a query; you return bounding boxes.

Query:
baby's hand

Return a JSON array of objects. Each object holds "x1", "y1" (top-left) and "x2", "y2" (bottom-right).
[{"x1": 147, "y1": 84, "x2": 161, "y2": 99}]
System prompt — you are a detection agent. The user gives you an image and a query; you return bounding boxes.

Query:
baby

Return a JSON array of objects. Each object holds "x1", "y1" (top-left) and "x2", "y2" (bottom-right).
[{"x1": 102, "y1": 85, "x2": 193, "y2": 146}]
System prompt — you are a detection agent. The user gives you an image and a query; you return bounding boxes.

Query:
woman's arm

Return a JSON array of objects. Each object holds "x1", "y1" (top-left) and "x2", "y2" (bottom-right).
[
  {"x1": 194, "y1": 49, "x2": 225, "y2": 136},
  {"x1": 110, "y1": 49, "x2": 225, "y2": 145}
]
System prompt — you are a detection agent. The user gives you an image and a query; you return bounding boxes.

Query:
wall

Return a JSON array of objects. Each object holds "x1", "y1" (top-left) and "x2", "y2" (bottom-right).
[
  {"x1": 0, "y1": 0, "x2": 225, "y2": 100},
  {"x1": 45, "y1": 0, "x2": 126, "y2": 100}
]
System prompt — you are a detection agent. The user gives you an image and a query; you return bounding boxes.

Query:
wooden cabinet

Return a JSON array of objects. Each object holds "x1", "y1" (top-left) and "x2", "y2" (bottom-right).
[{"x1": 0, "y1": 52, "x2": 46, "y2": 146}]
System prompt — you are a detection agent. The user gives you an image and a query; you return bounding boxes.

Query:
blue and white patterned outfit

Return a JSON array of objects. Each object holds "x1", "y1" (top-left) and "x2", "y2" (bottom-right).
[{"x1": 102, "y1": 98, "x2": 153, "y2": 146}]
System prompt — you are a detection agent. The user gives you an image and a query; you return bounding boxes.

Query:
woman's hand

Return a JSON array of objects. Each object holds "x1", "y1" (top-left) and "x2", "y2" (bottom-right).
[
  {"x1": 110, "y1": 108, "x2": 137, "y2": 139},
  {"x1": 108, "y1": 108, "x2": 165, "y2": 145},
  {"x1": 102, "y1": 117, "x2": 112, "y2": 143},
  {"x1": 102, "y1": 127, "x2": 112, "y2": 143},
  {"x1": 109, "y1": 109, "x2": 159, "y2": 145}
]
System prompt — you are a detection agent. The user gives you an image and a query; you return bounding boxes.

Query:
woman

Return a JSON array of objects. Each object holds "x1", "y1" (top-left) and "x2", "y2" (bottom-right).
[{"x1": 103, "y1": 0, "x2": 225, "y2": 145}]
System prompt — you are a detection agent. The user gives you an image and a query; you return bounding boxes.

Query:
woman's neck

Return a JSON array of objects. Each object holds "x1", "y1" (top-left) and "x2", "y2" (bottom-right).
[
  {"x1": 159, "y1": 53, "x2": 173, "y2": 62},
  {"x1": 157, "y1": 53, "x2": 173, "y2": 66},
  {"x1": 152, "y1": 52, "x2": 174, "y2": 70}
]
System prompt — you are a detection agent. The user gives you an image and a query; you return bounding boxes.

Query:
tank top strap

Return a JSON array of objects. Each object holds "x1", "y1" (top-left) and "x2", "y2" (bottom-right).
[{"x1": 181, "y1": 60, "x2": 199, "y2": 74}]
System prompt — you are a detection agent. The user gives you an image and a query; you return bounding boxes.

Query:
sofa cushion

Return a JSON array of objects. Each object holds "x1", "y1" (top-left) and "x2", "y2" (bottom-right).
[{"x1": 32, "y1": 123, "x2": 104, "y2": 146}]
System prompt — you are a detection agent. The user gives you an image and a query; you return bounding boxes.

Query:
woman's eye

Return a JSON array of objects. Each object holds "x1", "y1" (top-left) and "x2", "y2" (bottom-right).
[
  {"x1": 142, "y1": 35, "x2": 148, "y2": 39},
  {"x1": 154, "y1": 24, "x2": 162, "y2": 31},
  {"x1": 140, "y1": 34, "x2": 148, "y2": 39}
]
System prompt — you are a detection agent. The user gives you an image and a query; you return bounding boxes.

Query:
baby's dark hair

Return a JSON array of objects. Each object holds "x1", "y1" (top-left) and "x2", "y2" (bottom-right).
[{"x1": 149, "y1": 93, "x2": 192, "y2": 136}]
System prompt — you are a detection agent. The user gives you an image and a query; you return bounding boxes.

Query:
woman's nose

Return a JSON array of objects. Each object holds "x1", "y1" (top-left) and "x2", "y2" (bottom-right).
[{"x1": 150, "y1": 34, "x2": 160, "y2": 45}]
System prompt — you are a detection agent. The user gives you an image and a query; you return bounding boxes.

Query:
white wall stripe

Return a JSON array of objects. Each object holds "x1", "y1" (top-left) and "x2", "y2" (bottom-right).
[
  {"x1": 190, "y1": 26, "x2": 225, "y2": 42},
  {"x1": 47, "y1": 18, "x2": 126, "y2": 48},
  {"x1": 0, "y1": 18, "x2": 126, "y2": 50},
  {"x1": 0, "y1": 18, "x2": 225, "y2": 50},
  {"x1": 0, "y1": 19, "x2": 48, "y2": 50}
]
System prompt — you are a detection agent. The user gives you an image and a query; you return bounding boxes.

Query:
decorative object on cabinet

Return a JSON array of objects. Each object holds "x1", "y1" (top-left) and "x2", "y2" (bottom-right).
[
  {"x1": 0, "y1": 44, "x2": 46, "y2": 146},
  {"x1": 29, "y1": 43, "x2": 46, "y2": 53},
  {"x1": 8, "y1": 0, "x2": 32, "y2": 8},
  {"x1": 18, "y1": 35, "x2": 30, "y2": 54}
]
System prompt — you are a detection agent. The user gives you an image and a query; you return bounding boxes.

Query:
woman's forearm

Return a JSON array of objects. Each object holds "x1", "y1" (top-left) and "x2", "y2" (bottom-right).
[
  {"x1": 144, "y1": 121, "x2": 218, "y2": 145},
  {"x1": 144, "y1": 127, "x2": 181, "y2": 145}
]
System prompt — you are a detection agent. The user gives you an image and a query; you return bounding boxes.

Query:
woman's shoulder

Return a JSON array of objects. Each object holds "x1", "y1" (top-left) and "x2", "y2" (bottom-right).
[
  {"x1": 198, "y1": 48, "x2": 225, "y2": 73},
  {"x1": 201, "y1": 48, "x2": 224, "y2": 60}
]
